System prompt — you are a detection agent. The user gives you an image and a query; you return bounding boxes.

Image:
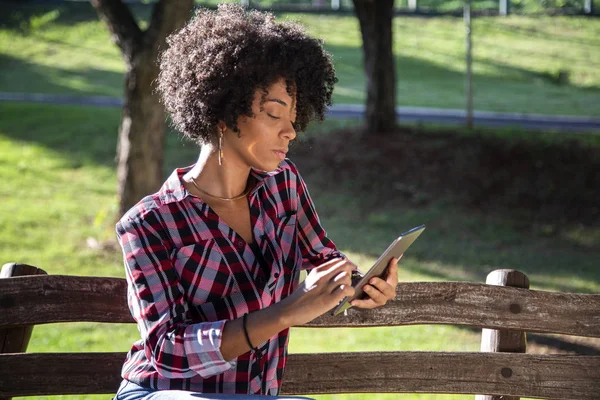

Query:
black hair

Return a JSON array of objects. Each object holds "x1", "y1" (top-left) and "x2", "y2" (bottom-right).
[{"x1": 157, "y1": 4, "x2": 338, "y2": 144}]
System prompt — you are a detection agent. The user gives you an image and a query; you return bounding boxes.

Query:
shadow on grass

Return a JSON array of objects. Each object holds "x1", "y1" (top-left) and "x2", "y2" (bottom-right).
[
  {"x1": 291, "y1": 127, "x2": 600, "y2": 294},
  {"x1": 393, "y1": 20, "x2": 600, "y2": 88},
  {"x1": 483, "y1": 18, "x2": 600, "y2": 49},
  {"x1": 0, "y1": 101, "x2": 201, "y2": 178},
  {"x1": 27, "y1": 30, "x2": 120, "y2": 60},
  {"x1": 394, "y1": 12, "x2": 600, "y2": 50},
  {"x1": 0, "y1": 1, "x2": 151, "y2": 31},
  {"x1": 0, "y1": 54, "x2": 124, "y2": 97},
  {"x1": 393, "y1": 44, "x2": 593, "y2": 88},
  {"x1": 476, "y1": 38, "x2": 600, "y2": 72},
  {"x1": 0, "y1": 102, "x2": 120, "y2": 168}
]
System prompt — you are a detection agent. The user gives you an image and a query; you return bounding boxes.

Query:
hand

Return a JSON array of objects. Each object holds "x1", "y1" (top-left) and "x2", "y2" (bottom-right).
[
  {"x1": 280, "y1": 257, "x2": 356, "y2": 326},
  {"x1": 350, "y1": 256, "x2": 400, "y2": 309}
]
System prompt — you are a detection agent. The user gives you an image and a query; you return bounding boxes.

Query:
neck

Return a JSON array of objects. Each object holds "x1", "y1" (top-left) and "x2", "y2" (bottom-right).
[{"x1": 184, "y1": 144, "x2": 251, "y2": 199}]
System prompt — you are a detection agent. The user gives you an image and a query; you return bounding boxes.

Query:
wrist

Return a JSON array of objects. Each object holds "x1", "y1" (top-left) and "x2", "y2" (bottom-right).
[{"x1": 272, "y1": 295, "x2": 299, "y2": 328}]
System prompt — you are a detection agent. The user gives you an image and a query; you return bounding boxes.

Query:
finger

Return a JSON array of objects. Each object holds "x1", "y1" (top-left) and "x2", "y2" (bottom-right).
[
  {"x1": 332, "y1": 270, "x2": 352, "y2": 287},
  {"x1": 333, "y1": 283, "x2": 355, "y2": 299},
  {"x1": 339, "y1": 259, "x2": 357, "y2": 274},
  {"x1": 330, "y1": 271, "x2": 352, "y2": 294},
  {"x1": 332, "y1": 270, "x2": 349, "y2": 282},
  {"x1": 322, "y1": 259, "x2": 355, "y2": 281},
  {"x1": 361, "y1": 284, "x2": 387, "y2": 305},
  {"x1": 386, "y1": 257, "x2": 399, "y2": 286},
  {"x1": 317, "y1": 258, "x2": 350, "y2": 278},
  {"x1": 350, "y1": 297, "x2": 377, "y2": 309},
  {"x1": 330, "y1": 270, "x2": 352, "y2": 286},
  {"x1": 368, "y1": 277, "x2": 396, "y2": 300}
]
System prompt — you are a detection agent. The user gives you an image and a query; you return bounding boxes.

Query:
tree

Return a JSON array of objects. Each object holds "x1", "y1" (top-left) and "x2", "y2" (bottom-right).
[
  {"x1": 352, "y1": 0, "x2": 397, "y2": 134},
  {"x1": 90, "y1": 0, "x2": 194, "y2": 217}
]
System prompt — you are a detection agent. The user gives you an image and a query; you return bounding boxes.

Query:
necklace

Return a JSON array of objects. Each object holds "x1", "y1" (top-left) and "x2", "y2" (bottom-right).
[{"x1": 189, "y1": 178, "x2": 251, "y2": 201}]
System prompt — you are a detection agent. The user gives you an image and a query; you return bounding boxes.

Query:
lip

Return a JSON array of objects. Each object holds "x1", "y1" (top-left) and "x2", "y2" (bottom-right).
[{"x1": 272, "y1": 149, "x2": 288, "y2": 161}]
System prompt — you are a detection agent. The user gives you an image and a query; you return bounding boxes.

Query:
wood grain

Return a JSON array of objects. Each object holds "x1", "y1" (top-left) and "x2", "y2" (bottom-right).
[
  {"x1": 1, "y1": 275, "x2": 598, "y2": 337},
  {"x1": 0, "y1": 352, "x2": 598, "y2": 399}
]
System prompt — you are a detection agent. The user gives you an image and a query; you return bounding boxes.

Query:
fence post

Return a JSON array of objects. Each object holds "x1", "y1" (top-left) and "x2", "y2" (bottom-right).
[
  {"x1": 408, "y1": 0, "x2": 418, "y2": 11},
  {"x1": 464, "y1": 0, "x2": 473, "y2": 130},
  {"x1": 0, "y1": 263, "x2": 48, "y2": 400},
  {"x1": 475, "y1": 269, "x2": 529, "y2": 400},
  {"x1": 499, "y1": 0, "x2": 510, "y2": 15},
  {"x1": 584, "y1": 0, "x2": 594, "y2": 14}
]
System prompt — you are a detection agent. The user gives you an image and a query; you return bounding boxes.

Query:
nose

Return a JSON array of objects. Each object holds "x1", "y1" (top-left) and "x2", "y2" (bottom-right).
[{"x1": 282, "y1": 120, "x2": 297, "y2": 141}]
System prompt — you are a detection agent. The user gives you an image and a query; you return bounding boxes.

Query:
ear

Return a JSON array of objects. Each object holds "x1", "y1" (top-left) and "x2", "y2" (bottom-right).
[{"x1": 217, "y1": 121, "x2": 227, "y2": 132}]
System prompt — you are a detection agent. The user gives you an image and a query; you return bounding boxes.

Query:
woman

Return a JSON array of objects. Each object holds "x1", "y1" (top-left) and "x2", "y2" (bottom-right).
[{"x1": 115, "y1": 5, "x2": 398, "y2": 399}]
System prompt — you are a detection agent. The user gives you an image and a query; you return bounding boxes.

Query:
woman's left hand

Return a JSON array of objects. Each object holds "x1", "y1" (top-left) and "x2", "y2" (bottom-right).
[{"x1": 350, "y1": 256, "x2": 399, "y2": 309}]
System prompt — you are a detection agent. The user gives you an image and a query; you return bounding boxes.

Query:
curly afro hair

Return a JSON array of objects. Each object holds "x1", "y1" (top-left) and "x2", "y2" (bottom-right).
[{"x1": 157, "y1": 4, "x2": 338, "y2": 145}]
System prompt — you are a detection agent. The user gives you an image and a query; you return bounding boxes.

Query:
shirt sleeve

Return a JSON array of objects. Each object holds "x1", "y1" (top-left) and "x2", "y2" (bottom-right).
[
  {"x1": 116, "y1": 215, "x2": 234, "y2": 379},
  {"x1": 289, "y1": 162, "x2": 347, "y2": 270}
]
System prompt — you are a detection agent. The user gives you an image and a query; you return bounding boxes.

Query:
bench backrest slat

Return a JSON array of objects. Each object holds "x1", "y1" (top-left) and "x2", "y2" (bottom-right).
[
  {"x1": 1, "y1": 275, "x2": 599, "y2": 337},
  {"x1": 1, "y1": 352, "x2": 598, "y2": 399}
]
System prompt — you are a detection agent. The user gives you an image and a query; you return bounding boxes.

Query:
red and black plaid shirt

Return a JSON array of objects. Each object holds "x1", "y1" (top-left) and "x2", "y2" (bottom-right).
[{"x1": 116, "y1": 159, "x2": 345, "y2": 395}]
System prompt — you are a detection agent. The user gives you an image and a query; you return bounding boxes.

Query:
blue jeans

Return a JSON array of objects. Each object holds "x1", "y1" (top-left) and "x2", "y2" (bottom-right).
[{"x1": 114, "y1": 380, "x2": 316, "y2": 400}]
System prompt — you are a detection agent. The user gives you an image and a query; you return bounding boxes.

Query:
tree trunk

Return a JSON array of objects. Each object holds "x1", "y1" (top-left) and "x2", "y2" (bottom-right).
[
  {"x1": 353, "y1": 0, "x2": 396, "y2": 134},
  {"x1": 116, "y1": 52, "x2": 165, "y2": 217},
  {"x1": 90, "y1": 0, "x2": 194, "y2": 217}
]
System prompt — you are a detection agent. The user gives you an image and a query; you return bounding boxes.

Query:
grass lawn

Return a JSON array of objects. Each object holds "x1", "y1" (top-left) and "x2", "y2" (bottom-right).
[
  {"x1": 1, "y1": 101, "x2": 599, "y2": 400},
  {"x1": 1, "y1": 2, "x2": 599, "y2": 116}
]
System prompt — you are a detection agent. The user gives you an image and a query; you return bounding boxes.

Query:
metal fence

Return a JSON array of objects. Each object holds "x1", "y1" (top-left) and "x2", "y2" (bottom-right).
[{"x1": 202, "y1": 0, "x2": 596, "y2": 15}]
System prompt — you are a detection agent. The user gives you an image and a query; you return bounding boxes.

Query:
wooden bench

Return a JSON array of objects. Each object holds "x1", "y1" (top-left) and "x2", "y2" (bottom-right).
[{"x1": 1, "y1": 262, "x2": 599, "y2": 399}]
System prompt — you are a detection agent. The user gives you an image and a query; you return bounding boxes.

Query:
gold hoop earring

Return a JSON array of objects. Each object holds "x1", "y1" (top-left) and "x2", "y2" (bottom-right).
[{"x1": 218, "y1": 128, "x2": 224, "y2": 166}]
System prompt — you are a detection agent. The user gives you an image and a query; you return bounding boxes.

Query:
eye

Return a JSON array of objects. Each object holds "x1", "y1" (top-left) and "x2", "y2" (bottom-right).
[{"x1": 267, "y1": 113, "x2": 280, "y2": 120}]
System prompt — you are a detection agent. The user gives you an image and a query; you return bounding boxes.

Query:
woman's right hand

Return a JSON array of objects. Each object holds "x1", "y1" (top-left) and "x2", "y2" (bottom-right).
[
  {"x1": 279, "y1": 258, "x2": 356, "y2": 326},
  {"x1": 221, "y1": 258, "x2": 355, "y2": 360}
]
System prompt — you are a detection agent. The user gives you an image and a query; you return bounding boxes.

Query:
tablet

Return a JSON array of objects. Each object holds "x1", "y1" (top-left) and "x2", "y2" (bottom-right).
[{"x1": 331, "y1": 224, "x2": 426, "y2": 316}]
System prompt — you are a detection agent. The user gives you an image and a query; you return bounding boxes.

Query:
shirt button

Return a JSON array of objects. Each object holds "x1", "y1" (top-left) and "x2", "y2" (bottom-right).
[
  {"x1": 237, "y1": 240, "x2": 244, "y2": 249},
  {"x1": 274, "y1": 273, "x2": 280, "y2": 279}
]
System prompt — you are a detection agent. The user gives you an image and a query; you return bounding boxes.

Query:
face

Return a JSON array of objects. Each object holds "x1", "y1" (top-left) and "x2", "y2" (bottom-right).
[{"x1": 222, "y1": 78, "x2": 297, "y2": 172}]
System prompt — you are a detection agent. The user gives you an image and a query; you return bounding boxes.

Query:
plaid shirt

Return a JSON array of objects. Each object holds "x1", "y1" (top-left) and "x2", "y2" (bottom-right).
[{"x1": 116, "y1": 159, "x2": 345, "y2": 395}]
